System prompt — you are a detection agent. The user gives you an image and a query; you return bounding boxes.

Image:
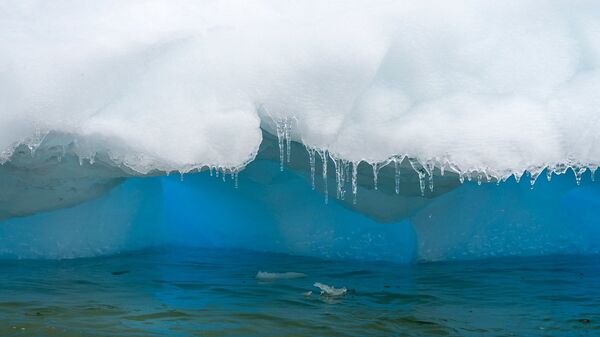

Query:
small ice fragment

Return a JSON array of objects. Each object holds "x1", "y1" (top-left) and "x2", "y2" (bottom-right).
[
  {"x1": 256, "y1": 271, "x2": 307, "y2": 280},
  {"x1": 313, "y1": 282, "x2": 347, "y2": 297},
  {"x1": 303, "y1": 291, "x2": 313, "y2": 297}
]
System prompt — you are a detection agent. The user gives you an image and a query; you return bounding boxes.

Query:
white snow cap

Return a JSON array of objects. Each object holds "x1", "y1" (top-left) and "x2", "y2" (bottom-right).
[{"x1": 2, "y1": 0, "x2": 599, "y2": 179}]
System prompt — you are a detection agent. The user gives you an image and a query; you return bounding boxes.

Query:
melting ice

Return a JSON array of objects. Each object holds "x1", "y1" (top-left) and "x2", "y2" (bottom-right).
[{"x1": 1, "y1": 0, "x2": 600, "y2": 262}]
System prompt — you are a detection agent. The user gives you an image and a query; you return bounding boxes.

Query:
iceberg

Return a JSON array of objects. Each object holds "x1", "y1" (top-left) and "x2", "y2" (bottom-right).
[
  {"x1": 0, "y1": 1, "x2": 599, "y2": 262},
  {"x1": 2, "y1": 0, "x2": 599, "y2": 178}
]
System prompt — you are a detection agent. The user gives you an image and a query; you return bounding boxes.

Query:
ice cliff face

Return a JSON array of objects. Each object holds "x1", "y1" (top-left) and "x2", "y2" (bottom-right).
[
  {"x1": 1, "y1": 1, "x2": 600, "y2": 261},
  {"x1": 0, "y1": 132, "x2": 598, "y2": 262}
]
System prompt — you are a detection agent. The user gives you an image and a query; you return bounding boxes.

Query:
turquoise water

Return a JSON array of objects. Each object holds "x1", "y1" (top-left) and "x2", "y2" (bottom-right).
[{"x1": 0, "y1": 248, "x2": 598, "y2": 336}]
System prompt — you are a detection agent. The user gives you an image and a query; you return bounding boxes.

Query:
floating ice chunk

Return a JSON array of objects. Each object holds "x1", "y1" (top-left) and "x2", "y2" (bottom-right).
[
  {"x1": 313, "y1": 282, "x2": 347, "y2": 297},
  {"x1": 303, "y1": 291, "x2": 313, "y2": 297},
  {"x1": 255, "y1": 271, "x2": 307, "y2": 280}
]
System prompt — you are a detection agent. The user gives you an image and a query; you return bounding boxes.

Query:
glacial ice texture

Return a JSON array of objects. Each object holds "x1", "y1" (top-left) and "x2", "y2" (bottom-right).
[
  {"x1": 0, "y1": 148, "x2": 598, "y2": 262},
  {"x1": 1, "y1": 1, "x2": 600, "y2": 261}
]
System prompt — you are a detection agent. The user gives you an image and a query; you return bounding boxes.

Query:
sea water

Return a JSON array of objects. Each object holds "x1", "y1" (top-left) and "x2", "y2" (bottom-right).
[{"x1": 0, "y1": 248, "x2": 598, "y2": 336}]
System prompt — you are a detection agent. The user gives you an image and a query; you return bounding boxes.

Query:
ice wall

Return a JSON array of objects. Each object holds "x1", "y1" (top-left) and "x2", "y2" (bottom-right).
[
  {"x1": 0, "y1": 178, "x2": 164, "y2": 259},
  {"x1": 0, "y1": 145, "x2": 598, "y2": 262},
  {"x1": 414, "y1": 173, "x2": 600, "y2": 261},
  {"x1": 0, "y1": 160, "x2": 418, "y2": 263}
]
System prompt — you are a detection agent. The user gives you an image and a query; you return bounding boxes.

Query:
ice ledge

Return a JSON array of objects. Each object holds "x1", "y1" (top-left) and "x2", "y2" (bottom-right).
[{"x1": 0, "y1": 127, "x2": 598, "y2": 222}]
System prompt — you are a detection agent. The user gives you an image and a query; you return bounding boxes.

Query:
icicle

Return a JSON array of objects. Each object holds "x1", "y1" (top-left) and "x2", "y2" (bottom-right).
[
  {"x1": 529, "y1": 169, "x2": 543, "y2": 189},
  {"x1": 276, "y1": 121, "x2": 285, "y2": 171},
  {"x1": 426, "y1": 161, "x2": 435, "y2": 192},
  {"x1": 514, "y1": 172, "x2": 522, "y2": 184},
  {"x1": 394, "y1": 159, "x2": 400, "y2": 195},
  {"x1": 180, "y1": 172, "x2": 184, "y2": 182},
  {"x1": 408, "y1": 159, "x2": 427, "y2": 196},
  {"x1": 285, "y1": 120, "x2": 292, "y2": 163},
  {"x1": 333, "y1": 159, "x2": 340, "y2": 199},
  {"x1": 275, "y1": 117, "x2": 293, "y2": 170},
  {"x1": 209, "y1": 167, "x2": 213, "y2": 176},
  {"x1": 215, "y1": 168, "x2": 219, "y2": 178},
  {"x1": 333, "y1": 158, "x2": 349, "y2": 200},
  {"x1": 572, "y1": 166, "x2": 586, "y2": 186},
  {"x1": 342, "y1": 161, "x2": 349, "y2": 199},
  {"x1": 307, "y1": 147, "x2": 316, "y2": 190},
  {"x1": 320, "y1": 150, "x2": 328, "y2": 204},
  {"x1": 222, "y1": 168, "x2": 226, "y2": 182},
  {"x1": 336, "y1": 160, "x2": 343, "y2": 199},
  {"x1": 476, "y1": 173, "x2": 482, "y2": 186},
  {"x1": 352, "y1": 162, "x2": 358, "y2": 205},
  {"x1": 418, "y1": 174, "x2": 426, "y2": 196},
  {"x1": 546, "y1": 167, "x2": 552, "y2": 182},
  {"x1": 234, "y1": 172, "x2": 239, "y2": 189},
  {"x1": 372, "y1": 163, "x2": 378, "y2": 191},
  {"x1": 591, "y1": 167, "x2": 597, "y2": 182},
  {"x1": 345, "y1": 162, "x2": 351, "y2": 184},
  {"x1": 337, "y1": 160, "x2": 343, "y2": 199}
]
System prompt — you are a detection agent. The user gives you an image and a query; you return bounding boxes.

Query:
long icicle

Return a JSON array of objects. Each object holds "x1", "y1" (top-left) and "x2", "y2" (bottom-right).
[
  {"x1": 276, "y1": 120, "x2": 285, "y2": 172},
  {"x1": 427, "y1": 161, "x2": 435, "y2": 192},
  {"x1": 285, "y1": 119, "x2": 291, "y2": 163},
  {"x1": 394, "y1": 159, "x2": 400, "y2": 194},
  {"x1": 408, "y1": 159, "x2": 426, "y2": 196},
  {"x1": 320, "y1": 149, "x2": 328, "y2": 204},
  {"x1": 372, "y1": 163, "x2": 378, "y2": 191},
  {"x1": 307, "y1": 147, "x2": 316, "y2": 190},
  {"x1": 333, "y1": 158, "x2": 340, "y2": 199},
  {"x1": 352, "y1": 161, "x2": 358, "y2": 204}
]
